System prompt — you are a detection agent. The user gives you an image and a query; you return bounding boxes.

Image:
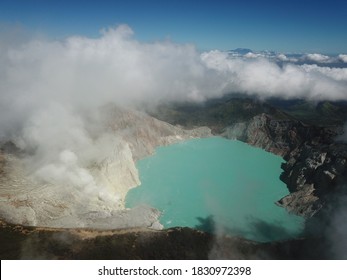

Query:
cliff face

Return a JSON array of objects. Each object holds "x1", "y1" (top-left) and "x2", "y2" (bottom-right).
[
  {"x1": 278, "y1": 143, "x2": 347, "y2": 217},
  {"x1": 223, "y1": 113, "x2": 347, "y2": 218},
  {"x1": 222, "y1": 113, "x2": 304, "y2": 157}
]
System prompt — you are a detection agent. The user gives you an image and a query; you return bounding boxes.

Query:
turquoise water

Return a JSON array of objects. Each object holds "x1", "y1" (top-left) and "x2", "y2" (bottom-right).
[{"x1": 126, "y1": 137, "x2": 304, "y2": 242}]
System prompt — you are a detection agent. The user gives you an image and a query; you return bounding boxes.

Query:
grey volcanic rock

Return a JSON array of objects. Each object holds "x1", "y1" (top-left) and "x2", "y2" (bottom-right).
[
  {"x1": 223, "y1": 113, "x2": 305, "y2": 157},
  {"x1": 279, "y1": 143, "x2": 347, "y2": 217},
  {"x1": 0, "y1": 107, "x2": 211, "y2": 229},
  {"x1": 276, "y1": 184, "x2": 320, "y2": 217},
  {"x1": 223, "y1": 113, "x2": 347, "y2": 218}
]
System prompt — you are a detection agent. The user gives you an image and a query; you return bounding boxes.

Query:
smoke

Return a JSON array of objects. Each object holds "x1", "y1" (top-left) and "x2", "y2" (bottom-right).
[
  {"x1": 1, "y1": 25, "x2": 347, "y2": 137},
  {"x1": 1, "y1": 24, "x2": 347, "y2": 208},
  {"x1": 323, "y1": 192, "x2": 347, "y2": 259},
  {"x1": 336, "y1": 122, "x2": 347, "y2": 143},
  {"x1": 10, "y1": 102, "x2": 122, "y2": 204}
]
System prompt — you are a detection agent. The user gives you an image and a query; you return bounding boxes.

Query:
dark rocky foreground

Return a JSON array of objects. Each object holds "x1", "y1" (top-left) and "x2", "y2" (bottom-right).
[{"x1": 0, "y1": 219, "x2": 328, "y2": 260}]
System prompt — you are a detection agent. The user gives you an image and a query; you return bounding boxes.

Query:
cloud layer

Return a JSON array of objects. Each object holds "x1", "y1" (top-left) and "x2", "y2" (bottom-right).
[
  {"x1": 0, "y1": 24, "x2": 347, "y2": 199},
  {"x1": 201, "y1": 50, "x2": 347, "y2": 100},
  {"x1": 1, "y1": 25, "x2": 347, "y2": 138}
]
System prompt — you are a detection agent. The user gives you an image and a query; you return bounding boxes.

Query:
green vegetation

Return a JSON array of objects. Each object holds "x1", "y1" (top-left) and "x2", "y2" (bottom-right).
[
  {"x1": 150, "y1": 96, "x2": 347, "y2": 130},
  {"x1": 151, "y1": 97, "x2": 274, "y2": 133},
  {"x1": 267, "y1": 99, "x2": 347, "y2": 126}
]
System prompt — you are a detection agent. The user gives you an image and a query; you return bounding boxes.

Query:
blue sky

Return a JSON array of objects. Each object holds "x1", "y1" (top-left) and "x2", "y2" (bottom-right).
[{"x1": 1, "y1": 0, "x2": 347, "y2": 53}]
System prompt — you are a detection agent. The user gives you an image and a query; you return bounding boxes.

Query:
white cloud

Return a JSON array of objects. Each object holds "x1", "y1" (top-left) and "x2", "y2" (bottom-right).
[
  {"x1": 338, "y1": 54, "x2": 347, "y2": 63},
  {"x1": 244, "y1": 52, "x2": 264, "y2": 59},
  {"x1": 201, "y1": 50, "x2": 347, "y2": 100},
  {"x1": 303, "y1": 53, "x2": 333, "y2": 63},
  {"x1": 0, "y1": 25, "x2": 347, "y2": 172},
  {"x1": 1, "y1": 25, "x2": 346, "y2": 132},
  {"x1": 277, "y1": 53, "x2": 298, "y2": 63},
  {"x1": 301, "y1": 64, "x2": 347, "y2": 82},
  {"x1": 277, "y1": 53, "x2": 288, "y2": 61}
]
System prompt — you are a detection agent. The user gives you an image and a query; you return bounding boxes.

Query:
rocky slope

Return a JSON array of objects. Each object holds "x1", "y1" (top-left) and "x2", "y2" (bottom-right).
[
  {"x1": 0, "y1": 107, "x2": 211, "y2": 229},
  {"x1": 223, "y1": 113, "x2": 347, "y2": 218}
]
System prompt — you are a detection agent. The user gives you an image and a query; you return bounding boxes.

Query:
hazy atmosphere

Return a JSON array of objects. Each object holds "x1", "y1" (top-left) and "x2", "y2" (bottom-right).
[
  {"x1": 1, "y1": 0, "x2": 347, "y2": 261},
  {"x1": 1, "y1": 0, "x2": 347, "y2": 144},
  {"x1": 1, "y1": 24, "x2": 347, "y2": 136}
]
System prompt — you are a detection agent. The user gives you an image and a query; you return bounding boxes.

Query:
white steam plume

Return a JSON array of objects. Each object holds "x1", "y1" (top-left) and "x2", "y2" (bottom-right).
[
  {"x1": 1, "y1": 25, "x2": 347, "y2": 140},
  {"x1": 1, "y1": 24, "x2": 347, "y2": 201}
]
